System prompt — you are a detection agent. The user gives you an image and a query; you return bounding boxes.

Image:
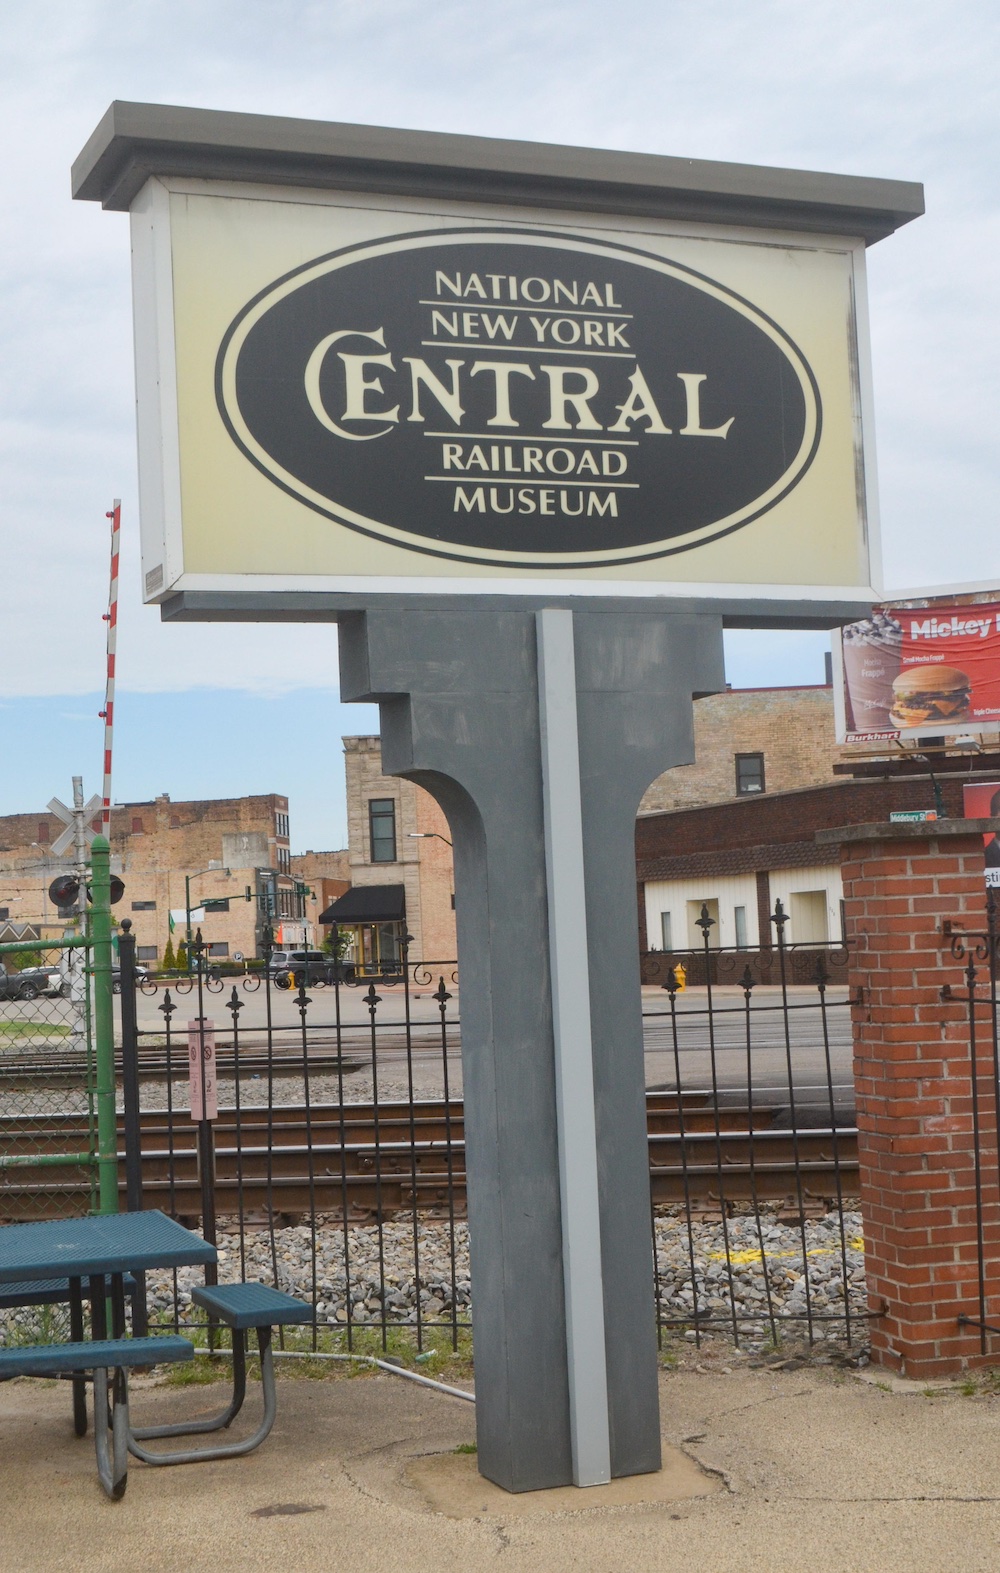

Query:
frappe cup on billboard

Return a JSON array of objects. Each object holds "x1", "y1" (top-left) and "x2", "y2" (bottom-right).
[{"x1": 841, "y1": 611, "x2": 903, "y2": 731}]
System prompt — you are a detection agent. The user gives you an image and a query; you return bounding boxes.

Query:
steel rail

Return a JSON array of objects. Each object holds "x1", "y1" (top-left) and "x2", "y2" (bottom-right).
[{"x1": 1, "y1": 1094, "x2": 858, "y2": 1221}]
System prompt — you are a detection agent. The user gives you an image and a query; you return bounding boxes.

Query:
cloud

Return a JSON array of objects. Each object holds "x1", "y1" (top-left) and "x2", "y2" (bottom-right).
[{"x1": 1, "y1": 0, "x2": 998, "y2": 699}]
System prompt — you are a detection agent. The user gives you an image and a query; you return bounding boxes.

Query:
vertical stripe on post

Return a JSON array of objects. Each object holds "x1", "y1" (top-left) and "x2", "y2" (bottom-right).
[{"x1": 536, "y1": 607, "x2": 611, "y2": 1488}]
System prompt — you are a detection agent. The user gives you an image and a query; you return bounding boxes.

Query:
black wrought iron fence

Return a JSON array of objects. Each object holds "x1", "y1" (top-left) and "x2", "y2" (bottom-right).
[
  {"x1": 944, "y1": 889, "x2": 1000, "y2": 1355},
  {"x1": 641, "y1": 901, "x2": 862, "y2": 1351},
  {"x1": 113, "y1": 924, "x2": 467, "y2": 1354},
  {"x1": 1, "y1": 905, "x2": 863, "y2": 1357}
]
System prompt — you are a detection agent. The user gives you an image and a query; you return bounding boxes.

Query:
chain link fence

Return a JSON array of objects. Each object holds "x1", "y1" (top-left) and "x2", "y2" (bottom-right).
[{"x1": 0, "y1": 938, "x2": 97, "y2": 1224}]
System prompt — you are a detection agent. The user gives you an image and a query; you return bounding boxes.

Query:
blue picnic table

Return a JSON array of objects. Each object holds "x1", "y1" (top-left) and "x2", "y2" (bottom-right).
[
  {"x1": 0, "y1": 1211, "x2": 215, "y2": 1496},
  {"x1": 0, "y1": 1210, "x2": 311, "y2": 1498}
]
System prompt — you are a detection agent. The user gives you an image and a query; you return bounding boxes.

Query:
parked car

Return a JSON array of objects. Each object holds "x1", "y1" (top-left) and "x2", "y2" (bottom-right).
[
  {"x1": 110, "y1": 964, "x2": 150, "y2": 994},
  {"x1": 266, "y1": 948, "x2": 323, "y2": 972},
  {"x1": 268, "y1": 949, "x2": 352, "y2": 988},
  {"x1": 0, "y1": 962, "x2": 65, "y2": 1001}
]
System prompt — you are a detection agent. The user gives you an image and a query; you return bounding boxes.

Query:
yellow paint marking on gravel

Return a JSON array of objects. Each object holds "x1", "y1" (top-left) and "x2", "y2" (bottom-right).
[{"x1": 708, "y1": 1238, "x2": 864, "y2": 1265}]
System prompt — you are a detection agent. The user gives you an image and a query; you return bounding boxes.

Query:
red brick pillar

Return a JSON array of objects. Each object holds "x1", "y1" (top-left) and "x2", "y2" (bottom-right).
[{"x1": 822, "y1": 820, "x2": 1000, "y2": 1379}]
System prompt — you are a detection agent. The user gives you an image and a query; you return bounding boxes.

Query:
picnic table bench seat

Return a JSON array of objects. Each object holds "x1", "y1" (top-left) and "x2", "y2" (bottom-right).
[
  {"x1": 0, "y1": 1273, "x2": 139, "y2": 1311},
  {"x1": 191, "y1": 1281, "x2": 313, "y2": 1329},
  {"x1": 0, "y1": 1333, "x2": 194, "y2": 1499},
  {"x1": 128, "y1": 1281, "x2": 311, "y2": 1467},
  {"x1": 1, "y1": 1273, "x2": 144, "y2": 1440},
  {"x1": 0, "y1": 1335, "x2": 192, "y2": 1379}
]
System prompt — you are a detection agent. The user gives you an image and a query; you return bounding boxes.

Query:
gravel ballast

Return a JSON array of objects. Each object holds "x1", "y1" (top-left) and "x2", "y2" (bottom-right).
[{"x1": 0, "y1": 1206, "x2": 868, "y2": 1355}]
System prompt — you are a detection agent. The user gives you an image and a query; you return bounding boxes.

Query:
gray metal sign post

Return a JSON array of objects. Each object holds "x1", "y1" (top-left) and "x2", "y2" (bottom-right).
[{"x1": 337, "y1": 603, "x2": 725, "y2": 1488}]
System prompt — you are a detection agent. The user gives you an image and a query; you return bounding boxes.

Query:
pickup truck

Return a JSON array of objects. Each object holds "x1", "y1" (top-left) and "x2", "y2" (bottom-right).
[{"x1": 0, "y1": 962, "x2": 66, "y2": 1002}]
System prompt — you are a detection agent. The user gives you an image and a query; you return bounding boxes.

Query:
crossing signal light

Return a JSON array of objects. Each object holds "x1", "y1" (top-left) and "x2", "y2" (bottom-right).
[
  {"x1": 48, "y1": 875, "x2": 80, "y2": 914},
  {"x1": 47, "y1": 874, "x2": 125, "y2": 909}
]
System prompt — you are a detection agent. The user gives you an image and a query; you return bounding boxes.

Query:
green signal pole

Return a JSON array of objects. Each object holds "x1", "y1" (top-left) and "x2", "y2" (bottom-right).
[{"x1": 89, "y1": 835, "x2": 118, "y2": 1215}]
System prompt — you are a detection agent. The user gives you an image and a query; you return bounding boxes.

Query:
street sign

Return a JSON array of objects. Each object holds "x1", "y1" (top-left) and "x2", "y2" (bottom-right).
[{"x1": 48, "y1": 793, "x2": 102, "y2": 858}]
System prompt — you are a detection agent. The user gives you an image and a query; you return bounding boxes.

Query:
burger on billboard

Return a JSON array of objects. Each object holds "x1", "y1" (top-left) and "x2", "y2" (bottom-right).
[{"x1": 835, "y1": 603, "x2": 1000, "y2": 742}]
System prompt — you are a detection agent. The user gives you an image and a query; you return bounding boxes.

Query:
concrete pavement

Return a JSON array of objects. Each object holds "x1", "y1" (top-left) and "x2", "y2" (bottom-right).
[{"x1": 3, "y1": 1353, "x2": 1000, "y2": 1571}]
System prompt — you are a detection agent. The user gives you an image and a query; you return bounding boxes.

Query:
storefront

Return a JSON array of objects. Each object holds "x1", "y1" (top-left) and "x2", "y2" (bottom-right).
[{"x1": 318, "y1": 884, "x2": 407, "y2": 979}]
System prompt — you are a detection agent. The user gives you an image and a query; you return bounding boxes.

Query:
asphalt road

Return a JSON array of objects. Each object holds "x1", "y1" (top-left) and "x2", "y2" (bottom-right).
[{"x1": 121, "y1": 977, "x2": 855, "y2": 1115}]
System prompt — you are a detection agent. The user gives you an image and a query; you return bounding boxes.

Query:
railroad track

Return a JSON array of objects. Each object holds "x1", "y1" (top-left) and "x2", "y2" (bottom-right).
[
  {"x1": 0, "y1": 1091, "x2": 858, "y2": 1222},
  {"x1": 0, "y1": 1028, "x2": 454, "y2": 1084}
]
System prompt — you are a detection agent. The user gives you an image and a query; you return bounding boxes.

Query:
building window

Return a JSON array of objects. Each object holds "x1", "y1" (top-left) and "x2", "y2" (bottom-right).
[
  {"x1": 131, "y1": 900, "x2": 156, "y2": 912},
  {"x1": 208, "y1": 942, "x2": 229, "y2": 958},
  {"x1": 277, "y1": 846, "x2": 290, "y2": 874},
  {"x1": 37, "y1": 822, "x2": 49, "y2": 844},
  {"x1": 275, "y1": 811, "x2": 289, "y2": 839},
  {"x1": 369, "y1": 799, "x2": 397, "y2": 863},
  {"x1": 735, "y1": 753, "x2": 765, "y2": 795},
  {"x1": 131, "y1": 816, "x2": 145, "y2": 833},
  {"x1": 0, "y1": 908, "x2": 8, "y2": 921},
  {"x1": 136, "y1": 945, "x2": 158, "y2": 962},
  {"x1": 170, "y1": 814, "x2": 181, "y2": 828},
  {"x1": 734, "y1": 905, "x2": 748, "y2": 948},
  {"x1": 660, "y1": 911, "x2": 673, "y2": 951}
]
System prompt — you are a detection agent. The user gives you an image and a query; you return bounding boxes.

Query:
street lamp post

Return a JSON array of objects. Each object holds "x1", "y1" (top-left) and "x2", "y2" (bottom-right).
[
  {"x1": 184, "y1": 865, "x2": 229, "y2": 972},
  {"x1": 406, "y1": 831, "x2": 453, "y2": 847}
]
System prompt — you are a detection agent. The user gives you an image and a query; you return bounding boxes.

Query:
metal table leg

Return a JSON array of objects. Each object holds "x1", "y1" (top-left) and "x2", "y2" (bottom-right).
[
  {"x1": 128, "y1": 1328, "x2": 277, "y2": 1465},
  {"x1": 89, "y1": 1273, "x2": 130, "y2": 1499},
  {"x1": 68, "y1": 1277, "x2": 87, "y2": 1438},
  {"x1": 131, "y1": 1331, "x2": 248, "y2": 1441}
]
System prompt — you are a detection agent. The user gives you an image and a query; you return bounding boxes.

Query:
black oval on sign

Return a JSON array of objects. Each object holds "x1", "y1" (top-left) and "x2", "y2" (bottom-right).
[{"x1": 216, "y1": 228, "x2": 821, "y2": 568}]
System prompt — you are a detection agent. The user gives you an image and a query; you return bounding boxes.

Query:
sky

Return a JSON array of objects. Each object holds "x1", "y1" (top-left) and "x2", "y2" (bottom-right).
[{"x1": 1, "y1": 2, "x2": 997, "y2": 849}]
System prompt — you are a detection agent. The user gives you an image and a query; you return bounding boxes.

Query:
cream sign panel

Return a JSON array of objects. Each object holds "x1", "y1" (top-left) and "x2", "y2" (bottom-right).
[{"x1": 132, "y1": 181, "x2": 876, "y2": 600}]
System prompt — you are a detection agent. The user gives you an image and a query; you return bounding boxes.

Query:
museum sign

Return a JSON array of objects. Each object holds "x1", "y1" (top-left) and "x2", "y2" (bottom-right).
[
  {"x1": 74, "y1": 113, "x2": 922, "y2": 606},
  {"x1": 217, "y1": 228, "x2": 820, "y2": 569}
]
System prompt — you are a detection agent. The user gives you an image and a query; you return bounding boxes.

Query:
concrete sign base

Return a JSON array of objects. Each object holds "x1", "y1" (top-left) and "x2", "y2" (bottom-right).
[{"x1": 338, "y1": 606, "x2": 724, "y2": 1491}]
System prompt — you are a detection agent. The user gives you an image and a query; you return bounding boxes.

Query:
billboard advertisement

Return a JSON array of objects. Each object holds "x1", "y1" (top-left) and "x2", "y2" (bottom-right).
[
  {"x1": 835, "y1": 604, "x2": 1000, "y2": 742},
  {"x1": 962, "y1": 781, "x2": 1000, "y2": 888},
  {"x1": 129, "y1": 178, "x2": 878, "y2": 604}
]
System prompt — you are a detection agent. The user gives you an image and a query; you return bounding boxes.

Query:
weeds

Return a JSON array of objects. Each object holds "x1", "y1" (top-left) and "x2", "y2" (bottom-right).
[{"x1": 160, "y1": 1322, "x2": 475, "y2": 1387}]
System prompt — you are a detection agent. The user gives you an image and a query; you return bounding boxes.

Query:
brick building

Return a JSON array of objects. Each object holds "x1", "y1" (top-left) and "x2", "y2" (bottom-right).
[
  {"x1": 338, "y1": 737, "x2": 457, "y2": 964},
  {"x1": 638, "y1": 684, "x2": 849, "y2": 815},
  {"x1": 289, "y1": 850, "x2": 351, "y2": 946},
  {"x1": 338, "y1": 687, "x2": 847, "y2": 963},
  {"x1": 0, "y1": 793, "x2": 312, "y2": 965},
  {"x1": 338, "y1": 690, "x2": 1000, "y2": 967},
  {"x1": 636, "y1": 765, "x2": 998, "y2": 954}
]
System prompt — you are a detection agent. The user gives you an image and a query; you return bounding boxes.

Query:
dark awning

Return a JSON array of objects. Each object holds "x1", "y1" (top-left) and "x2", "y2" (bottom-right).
[{"x1": 318, "y1": 884, "x2": 406, "y2": 924}]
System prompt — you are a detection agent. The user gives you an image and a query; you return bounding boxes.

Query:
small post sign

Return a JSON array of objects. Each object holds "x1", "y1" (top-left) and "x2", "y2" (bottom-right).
[{"x1": 188, "y1": 1018, "x2": 217, "y2": 1121}]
